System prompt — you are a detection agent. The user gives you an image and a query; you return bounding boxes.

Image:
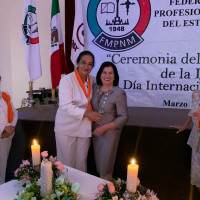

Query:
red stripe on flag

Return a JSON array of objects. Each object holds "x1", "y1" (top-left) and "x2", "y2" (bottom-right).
[
  {"x1": 59, "y1": 43, "x2": 70, "y2": 74},
  {"x1": 30, "y1": 37, "x2": 39, "y2": 44},
  {"x1": 51, "y1": 43, "x2": 70, "y2": 88}
]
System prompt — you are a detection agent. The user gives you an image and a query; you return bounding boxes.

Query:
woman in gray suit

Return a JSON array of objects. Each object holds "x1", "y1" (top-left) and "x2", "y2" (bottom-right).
[{"x1": 91, "y1": 61, "x2": 129, "y2": 180}]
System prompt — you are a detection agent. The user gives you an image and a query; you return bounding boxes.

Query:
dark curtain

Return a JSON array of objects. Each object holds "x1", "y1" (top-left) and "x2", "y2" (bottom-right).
[{"x1": 65, "y1": 0, "x2": 75, "y2": 72}]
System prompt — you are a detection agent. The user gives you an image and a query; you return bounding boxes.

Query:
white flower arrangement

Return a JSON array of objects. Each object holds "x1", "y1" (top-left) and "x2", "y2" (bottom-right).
[
  {"x1": 95, "y1": 178, "x2": 159, "y2": 200},
  {"x1": 14, "y1": 151, "x2": 80, "y2": 200}
]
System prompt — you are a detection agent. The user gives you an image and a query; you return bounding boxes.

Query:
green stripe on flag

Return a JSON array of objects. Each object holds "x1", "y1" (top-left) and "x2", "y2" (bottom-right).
[
  {"x1": 51, "y1": 0, "x2": 60, "y2": 18},
  {"x1": 28, "y1": 5, "x2": 36, "y2": 13}
]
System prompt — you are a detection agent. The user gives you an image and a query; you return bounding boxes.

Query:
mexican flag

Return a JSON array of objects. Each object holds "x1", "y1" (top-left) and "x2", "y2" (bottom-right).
[
  {"x1": 71, "y1": 0, "x2": 84, "y2": 66},
  {"x1": 21, "y1": 0, "x2": 42, "y2": 82},
  {"x1": 51, "y1": 0, "x2": 69, "y2": 89}
]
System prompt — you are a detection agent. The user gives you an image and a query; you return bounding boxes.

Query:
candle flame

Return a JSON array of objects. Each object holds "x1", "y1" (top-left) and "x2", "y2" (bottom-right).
[
  {"x1": 33, "y1": 139, "x2": 37, "y2": 145},
  {"x1": 131, "y1": 159, "x2": 136, "y2": 165}
]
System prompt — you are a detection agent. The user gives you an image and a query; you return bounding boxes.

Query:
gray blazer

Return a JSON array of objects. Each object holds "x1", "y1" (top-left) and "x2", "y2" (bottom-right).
[{"x1": 91, "y1": 84, "x2": 129, "y2": 133}]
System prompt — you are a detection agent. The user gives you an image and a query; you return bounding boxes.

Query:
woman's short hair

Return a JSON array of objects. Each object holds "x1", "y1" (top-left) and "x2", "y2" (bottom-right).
[
  {"x1": 76, "y1": 50, "x2": 95, "y2": 67},
  {"x1": 96, "y1": 61, "x2": 119, "y2": 86}
]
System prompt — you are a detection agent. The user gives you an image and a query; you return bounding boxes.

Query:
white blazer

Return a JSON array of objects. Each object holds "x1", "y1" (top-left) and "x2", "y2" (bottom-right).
[{"x1": 54, "y1": 72, "x2": 95, "y2": 137}]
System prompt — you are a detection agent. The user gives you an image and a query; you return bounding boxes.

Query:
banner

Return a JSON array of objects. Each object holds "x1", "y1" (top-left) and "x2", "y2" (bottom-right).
[
  {"x1": 21, "y1": 0, "x2": 42, "y2": 82},
  {"x1": 84, "y1": 0, "x2": 200, "y2": 109},
  {"x1": 51, "y1": 0, "x2": 69, "y2": 88},
  {"x1": 71, "y1": 0, "x2": 84, "y2": 66}
]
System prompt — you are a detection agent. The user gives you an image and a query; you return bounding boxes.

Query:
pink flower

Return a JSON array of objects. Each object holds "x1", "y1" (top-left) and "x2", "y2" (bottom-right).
[
  {"x1": 146, "y1": 189, "x2": 159, "y2": 200},
  {"x1": 97, "y1": 184, "x2": 104, "y2": 192},
  {"x1": 22, "y1": 160, "x2": 30, "y2": 166},
  {"x1": 49, "y1": 155, "x2": 56, "y2": 163},
  {"x1": 107, "y1": 183, "x2": 115, "y2": 193},
  {"x1": 41, "y1": 151, "x2": 48, "y2": 158},
  {"x1": 14, "y1": 168, "x2": 19, "y2": 177},
  {"x1": 55, "y1": 161, "x2": 64, "y2": 170},
  {"x1": 137, "y1": 195, "x2": 147, "y2": 200},
  {"x1": 116, "y1": 178, "x2": 122, "y2": 186},
  {"x1": 95, "y1": 193, "x2": 100, "y2": 198},
  {"x1": 112, "y1": 196, "x2": 118, "y2": 200},
  {"x1": 137, "y1": 178, "x2": 140, "y2": 186},
  {"x1": 22, "y1": 175, "x2": 30, "y2": 184}
]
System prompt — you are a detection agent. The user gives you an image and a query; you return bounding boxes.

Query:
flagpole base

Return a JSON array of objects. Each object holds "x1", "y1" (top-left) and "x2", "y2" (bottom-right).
[
  {"x1": 20, "y1": 87, "x2": 58, "y2": 107},
  {"x1": 44, "y1": 97, "x2": 58, "y2": 105},
  {"x1": 29, "y1": 99, "x2": 35, "y2": 107}
]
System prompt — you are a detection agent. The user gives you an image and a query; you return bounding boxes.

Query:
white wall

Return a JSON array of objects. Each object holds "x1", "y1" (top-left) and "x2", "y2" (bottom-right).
[{"x1": 0, "y1": 0, "x2": 66, "y2": 108}]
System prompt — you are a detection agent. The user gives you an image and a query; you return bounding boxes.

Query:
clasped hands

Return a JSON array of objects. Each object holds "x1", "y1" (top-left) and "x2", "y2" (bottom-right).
[
  {"x1": 84, "y1": 110, "x2": 104, "y2": 124},
  {"x1": 84, "y1": 110, "x2": 105, "y2": 136},
  {"x1": 1, "y1": 125, "x2": 15, "y2": 139}
]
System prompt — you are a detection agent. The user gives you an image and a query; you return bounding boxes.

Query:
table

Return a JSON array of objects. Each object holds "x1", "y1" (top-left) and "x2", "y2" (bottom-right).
[
  {"x1": 7, "y1": 106, "x2": 193, "y2": 200},
  {"x1": 17, "y1": 105, "x2": 58, "y2": 122},
  {"x1": 0, "y1": 166, "x2": 107, "y2": 200},
  {"x1": 17, "y1": 105, "x2": 191, "y2": 128}
]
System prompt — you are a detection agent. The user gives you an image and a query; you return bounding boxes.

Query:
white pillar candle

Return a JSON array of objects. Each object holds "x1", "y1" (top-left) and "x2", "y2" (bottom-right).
[
  {"x1": 31, "y1": 139, "x2": 41, "y2": 166},
  {"x1": 126, "y1": 159, "x2": 139, "y2": 193},
  {"x1": 41, "y1": 160, "x2": 53, "y2": 197}
]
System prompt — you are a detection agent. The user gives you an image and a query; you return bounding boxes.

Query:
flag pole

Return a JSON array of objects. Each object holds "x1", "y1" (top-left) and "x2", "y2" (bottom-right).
[
  {"x1": 29, "y1": 81, "x2": 35, "y2": 107},
  {"x1": 51, "y1": 88, "x2": 55, "y2": 101},
  {"x1": 29, "y1": 81, "x2": 34, "y2": 100}
]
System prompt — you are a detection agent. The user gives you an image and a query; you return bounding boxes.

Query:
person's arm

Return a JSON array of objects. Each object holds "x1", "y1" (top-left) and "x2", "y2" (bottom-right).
[
  {"x1": 84, "y1": 110, "x2": 103, "y2": 124},
  {"x1": 59, "y1": 76, "x2": 103, "y2": 122},
  {"x1": 3, "y1": 96, "x2": 18, "y2": 138},
  {"x1": 10, "y1": 103, "x2": 18, "y2": 126},
  {"x1": 93, "y1": 90, "x2": 129, "y2": 136},
  {"x1": 171, "y1": 116, "x2": 192, "y2": 134},
  {"x1": 92, "y1": 122, "x2": 117, "y2": 136},
  {"x1": 112, "y1": 90, "x2": 129, "y2": 129},
  {"x1": 59, "y1": 76, "x2": 87, "y2": 120},
  {"x1": 1, "y1": 128, "x2": 14, "y2": 139},
  {"x1": 0, "y1": 124, "x2": 5, "y2": 138},
  {"x1": 0, "y1": 96, "x2": 17, "y2": 138}
]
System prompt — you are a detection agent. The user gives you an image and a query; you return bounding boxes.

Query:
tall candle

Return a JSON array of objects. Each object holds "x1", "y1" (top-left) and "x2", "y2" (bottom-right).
[
  {"x1": 41, "y1": 160, "x2": 53, "y2": 197},
  {"x1": 31, "y1": 139, "x2": 41, "y2": 166},
  {"x1": 126, "y1": 159, "x2": 139, "y2": 193}
]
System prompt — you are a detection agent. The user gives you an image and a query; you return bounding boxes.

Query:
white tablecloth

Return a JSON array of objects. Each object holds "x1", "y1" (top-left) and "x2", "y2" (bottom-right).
[{"x1": 0, "y1": 166, "x2": 108, "y2": 200}]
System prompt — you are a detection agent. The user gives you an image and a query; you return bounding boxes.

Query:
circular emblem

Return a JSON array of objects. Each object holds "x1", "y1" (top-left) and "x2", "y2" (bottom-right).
[
  {"x1": 87, "y1": 0, "x2": 151, "y2": 52},
  {"x1": 22, "y1": 5, "x2": 39, "y2": 45},
  {"x1": 77, "y1": 23, "x2": 84, "y2": 47}
]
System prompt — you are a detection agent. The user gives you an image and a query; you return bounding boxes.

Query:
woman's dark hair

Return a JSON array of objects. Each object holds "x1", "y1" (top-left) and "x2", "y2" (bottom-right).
[
  {"x1": 76, "y1": 50, "x2": 95, "y2": 67},
  {"x1": 96, "y1": 61, "x2": 119, "y2": 86}
]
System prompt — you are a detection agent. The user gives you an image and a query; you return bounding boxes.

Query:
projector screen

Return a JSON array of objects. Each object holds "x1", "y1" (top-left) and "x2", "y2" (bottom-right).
[{"x1": 75, "y1": 0, "x2": 200, "y2": 109}]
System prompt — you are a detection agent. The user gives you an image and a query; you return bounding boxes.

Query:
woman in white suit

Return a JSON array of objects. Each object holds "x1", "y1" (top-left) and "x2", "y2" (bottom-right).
[
  {"x1": 54, "y1": 51, "x2": 103, "y2": 172},
  {"x1": 0, "y1": 76, "x2": 18, "y2": 184}
]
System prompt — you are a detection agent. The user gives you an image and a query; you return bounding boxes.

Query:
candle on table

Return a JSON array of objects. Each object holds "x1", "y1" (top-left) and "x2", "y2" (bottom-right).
[
  {"x1": 31, "y1": 139, "x2": 41, "y2": 166},
  {"x1": 41, "y1": 160, "x2": 53, "y2": 197},
  {"x1": 126, "y1": 159, "x2": 139, "y2": 193}
]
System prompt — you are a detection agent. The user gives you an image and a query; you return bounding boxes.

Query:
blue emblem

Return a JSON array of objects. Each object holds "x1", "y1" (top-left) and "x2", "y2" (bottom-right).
[{"x1": 87, "y1": 0, "x2": 151, "y2": 52}]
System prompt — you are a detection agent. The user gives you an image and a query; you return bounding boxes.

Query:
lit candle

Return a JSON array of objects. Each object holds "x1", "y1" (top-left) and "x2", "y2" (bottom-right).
[
  {"x1": 31, "y1": 139, "x2": 41, "y2": 166},
  {"x1": 40, "y1": 160, "x2": 53, "y2": 197},
  {"x1": 126, "y1": 159, "x2": 139, "y2": 193}
]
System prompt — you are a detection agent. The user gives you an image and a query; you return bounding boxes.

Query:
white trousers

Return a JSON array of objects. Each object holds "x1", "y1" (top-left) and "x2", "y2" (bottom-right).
[
  {"x1": 0, "y1": 137, "x2": 12, "y2": 185},
  {"x1": 55, "y1": 134, "x2": 91, "y2": 172}
]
